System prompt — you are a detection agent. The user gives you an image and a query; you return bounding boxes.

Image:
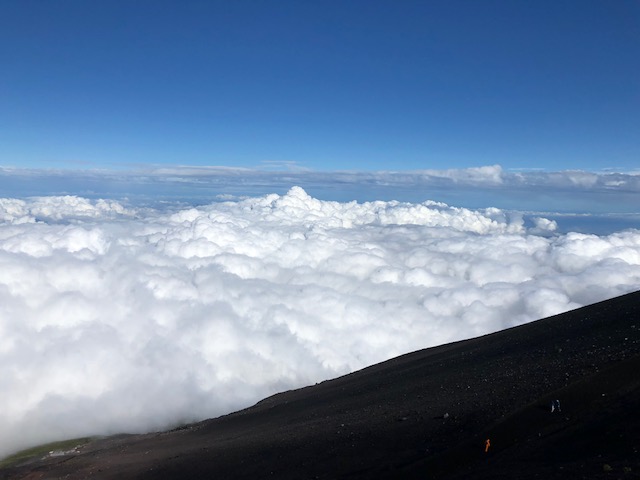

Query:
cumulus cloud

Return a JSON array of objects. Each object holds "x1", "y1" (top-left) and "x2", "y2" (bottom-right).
[
  {"x1": 1, "y1": 187, "x2": 640, "y2": 457},
  {"x1": 0, "y1": 195, "x2": 135, "y2": 224}
]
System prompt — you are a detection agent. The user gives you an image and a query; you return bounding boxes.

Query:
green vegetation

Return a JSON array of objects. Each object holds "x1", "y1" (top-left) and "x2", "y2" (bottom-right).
[{"x1": 0, "y1": 437, "x2": 92, "y2": 469}]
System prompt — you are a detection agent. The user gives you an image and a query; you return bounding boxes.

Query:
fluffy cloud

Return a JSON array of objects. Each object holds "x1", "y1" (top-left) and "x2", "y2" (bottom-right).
[
  {"x1": 0, "y1": 195, "x2": 135, "y2": 224},
  {"x1": 1, "y1": 187, "x2": 639, "y2": 457}
]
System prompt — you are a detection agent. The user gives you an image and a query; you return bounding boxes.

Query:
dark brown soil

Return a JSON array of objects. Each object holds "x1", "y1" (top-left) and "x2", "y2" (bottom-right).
[{"x1": 2, "y1": 290, "x2": 639, "y2": 479}]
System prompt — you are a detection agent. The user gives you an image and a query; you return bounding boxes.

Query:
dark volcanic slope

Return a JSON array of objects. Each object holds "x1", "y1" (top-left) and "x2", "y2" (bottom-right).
[{"x1": 2, "y1": 291, "x2": 639, "y2": 480}]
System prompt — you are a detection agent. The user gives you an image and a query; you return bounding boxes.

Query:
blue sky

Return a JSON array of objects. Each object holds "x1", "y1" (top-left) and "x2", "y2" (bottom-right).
[{"x1": 1, "y1": 0, "x2": 638, "y2": 172}]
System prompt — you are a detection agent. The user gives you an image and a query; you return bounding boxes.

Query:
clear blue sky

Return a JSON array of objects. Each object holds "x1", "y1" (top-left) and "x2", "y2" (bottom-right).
[{"x1": 1, "y1": 0, "x2": 638, "y2": 172}]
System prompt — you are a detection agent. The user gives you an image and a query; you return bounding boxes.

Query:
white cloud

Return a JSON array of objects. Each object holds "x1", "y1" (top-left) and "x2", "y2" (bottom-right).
[
  {"x1": 0, "y1": 195, "x2": 135, "y2": 225},
  {"x1": 530, "y1": 216, "x2": 558, "y2": 236},
  {"x1": 2, "y1": 165, "x2": 639, "y2": 231},
  {"x1": 0, "y1": 188, "x2": 639, "y2": 457},
  {"x1": 2, "y1": 164, "x2": 640, "y2": 195},
  {"x1": 412, "y1": 164, "x2": 505, "y2": 185}
]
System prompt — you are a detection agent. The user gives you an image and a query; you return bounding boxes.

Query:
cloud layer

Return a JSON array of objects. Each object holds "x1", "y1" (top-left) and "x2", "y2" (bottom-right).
[
  {"x1": 1, "y1": 165, "x2": 640, "y2": 218},
  {"x1": 1, "y1": 187, "x2": 639, "y2": 457}
]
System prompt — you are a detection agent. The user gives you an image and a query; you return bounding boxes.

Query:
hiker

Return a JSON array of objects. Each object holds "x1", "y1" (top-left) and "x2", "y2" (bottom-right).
[{"x1": 550, "y1": 399, "x2": 561, "y2": 413}]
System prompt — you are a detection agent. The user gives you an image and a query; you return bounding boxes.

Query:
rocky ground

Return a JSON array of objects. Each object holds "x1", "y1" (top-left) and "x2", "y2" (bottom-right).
[{"x1": 2, "y1": 291, "x2": 639, "y2": 479}]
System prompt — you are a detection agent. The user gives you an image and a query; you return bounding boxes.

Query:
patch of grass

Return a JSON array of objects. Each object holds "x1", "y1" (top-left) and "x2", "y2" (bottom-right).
[{"x1": 0, "y1": 437, "x2": 92, "y2": 469}]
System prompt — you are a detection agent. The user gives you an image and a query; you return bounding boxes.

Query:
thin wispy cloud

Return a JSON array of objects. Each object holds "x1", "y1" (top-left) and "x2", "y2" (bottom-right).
[
  {"x1": 1, "y1": 187, "x2": 639, "y2": 457},
  {"x1": 1, "y1": 164, "x2": 639, "y2": 208}
]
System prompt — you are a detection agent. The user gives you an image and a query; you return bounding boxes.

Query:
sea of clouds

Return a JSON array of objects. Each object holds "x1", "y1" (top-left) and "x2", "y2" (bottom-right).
[{"x1": 1, "y1": 186, "x2": 640, "y2": 457}]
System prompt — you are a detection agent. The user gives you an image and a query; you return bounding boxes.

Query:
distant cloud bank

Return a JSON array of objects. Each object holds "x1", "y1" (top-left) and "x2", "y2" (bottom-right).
[
  {"x1": 1, "y1": 164, "x2": 639, "y2": 210},
  {"x1": 1, "y1": 187, "x2": 639, "y2": 457}
]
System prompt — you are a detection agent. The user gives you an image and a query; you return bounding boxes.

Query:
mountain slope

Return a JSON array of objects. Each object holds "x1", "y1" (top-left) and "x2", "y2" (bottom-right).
[{"x1": 2, "y1": 290, "x2": 639, "y2": 479}]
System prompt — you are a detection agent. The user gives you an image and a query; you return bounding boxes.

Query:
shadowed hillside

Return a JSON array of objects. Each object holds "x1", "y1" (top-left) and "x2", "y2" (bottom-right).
[{"x1": 2, "y1": 291, "x2": 639, "y2": 479}]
